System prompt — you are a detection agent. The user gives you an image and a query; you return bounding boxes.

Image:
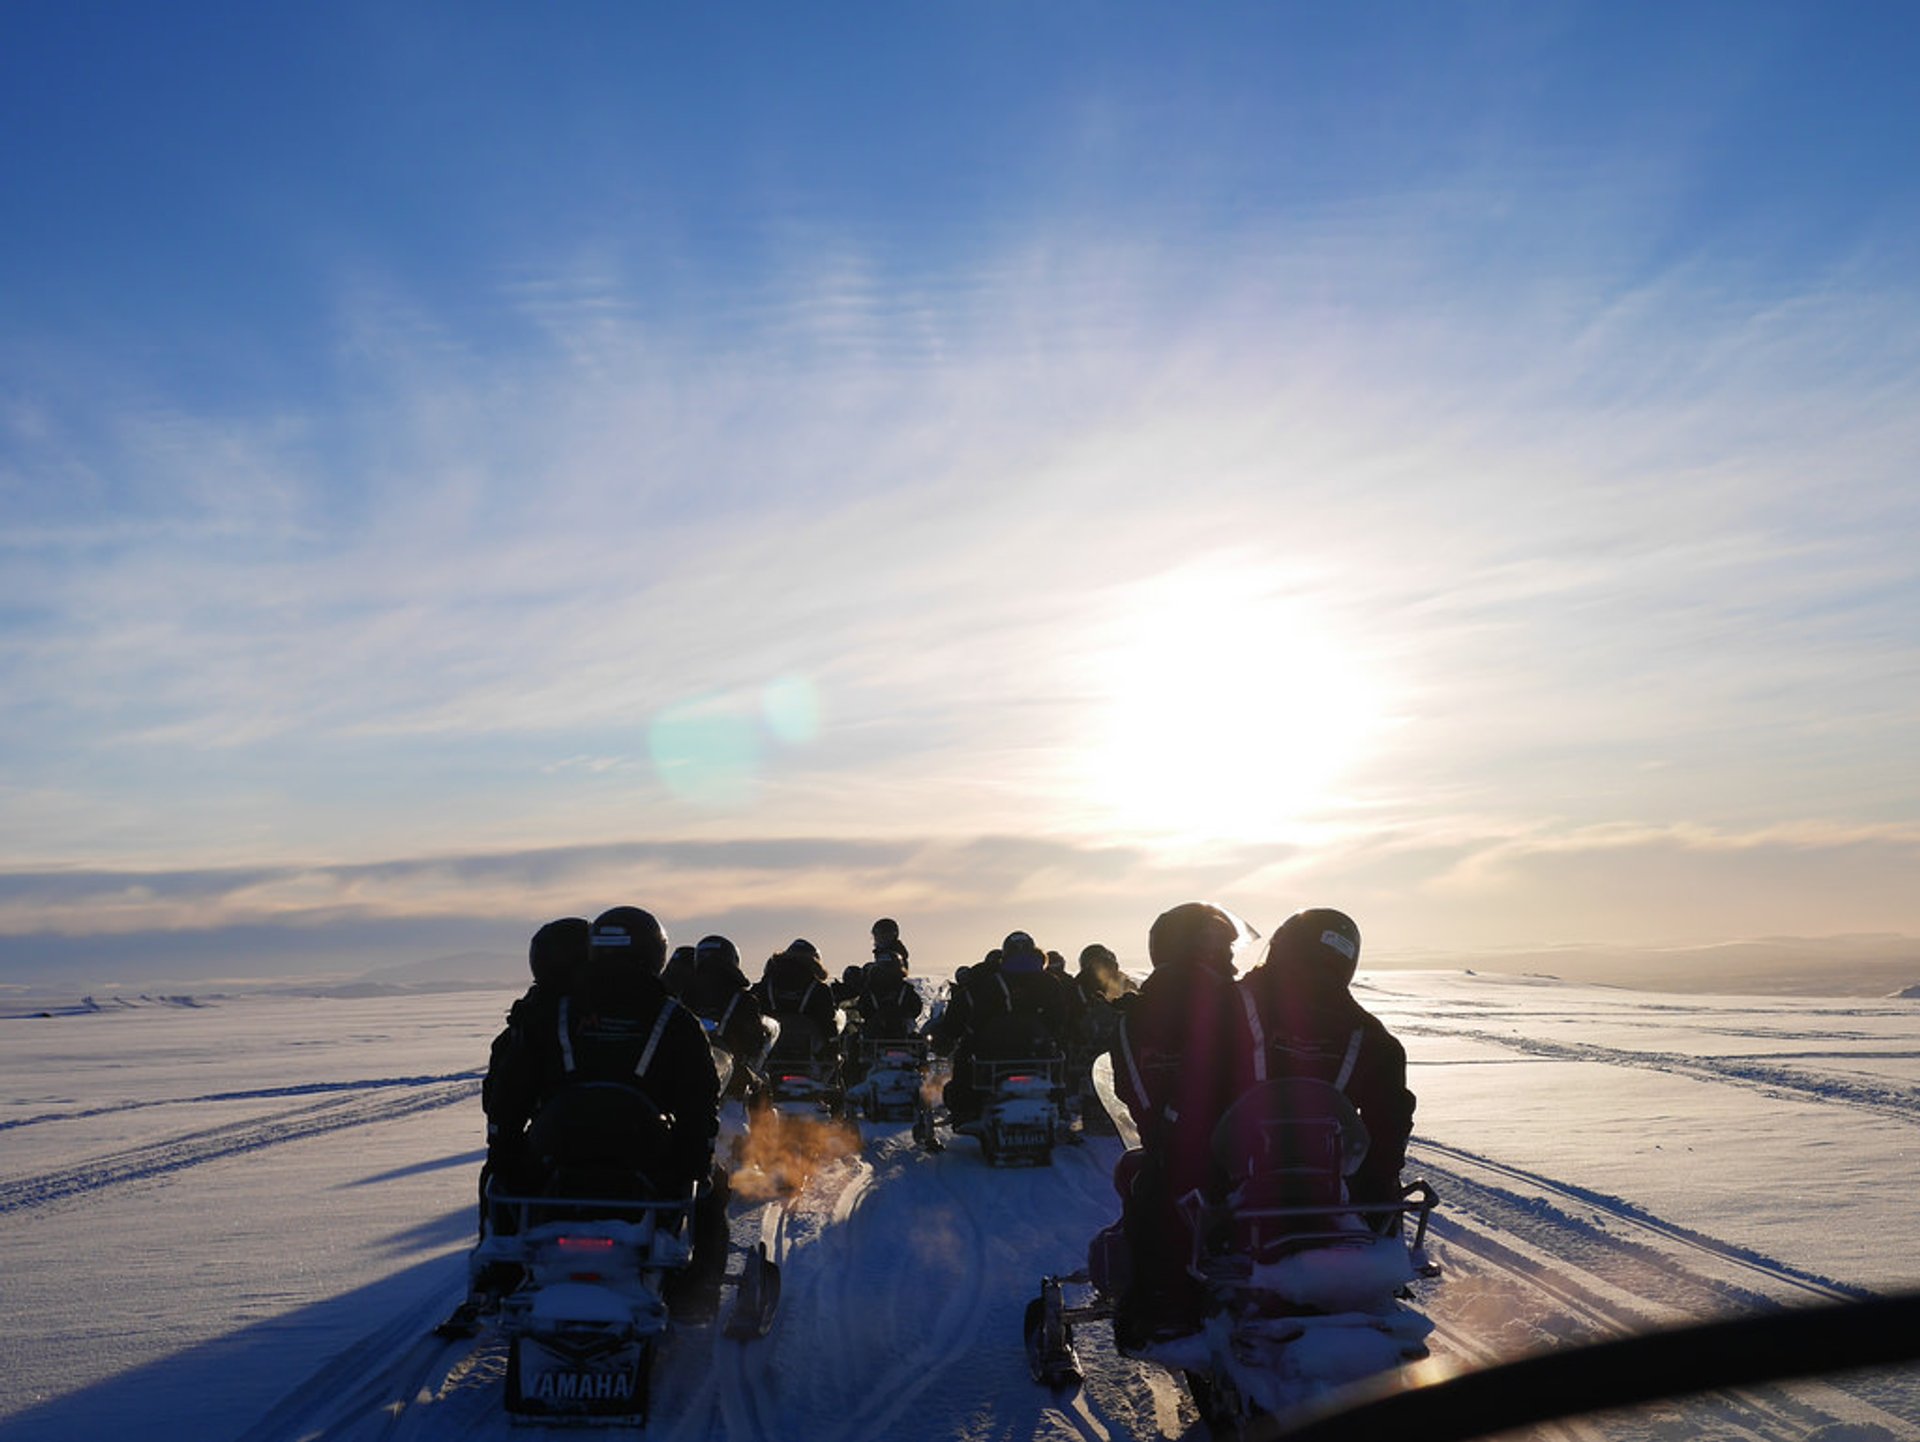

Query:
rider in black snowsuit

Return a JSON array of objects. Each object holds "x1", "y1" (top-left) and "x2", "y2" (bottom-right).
[
  {"x1": 752, "y1": 939, "x2": 841, "y2": 1060},
  {"x1": 678, "y1": 933, "x2": 776, "y2": 1095},
  {"x1": 478, "y1": 916, "x2": 591, "y2": 1231},
  {"x1": 1103, "y1": 902, "x2": 1258, "y2": 1346},
  {"x1": 1235, "y1": 908, "x2": 1414, "y2": 1223}
]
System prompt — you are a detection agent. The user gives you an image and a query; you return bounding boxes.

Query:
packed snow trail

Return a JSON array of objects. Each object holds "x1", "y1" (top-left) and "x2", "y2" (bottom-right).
[{"x1": 239, "y1": 1117, "x2": 1194, "y2": 1442}]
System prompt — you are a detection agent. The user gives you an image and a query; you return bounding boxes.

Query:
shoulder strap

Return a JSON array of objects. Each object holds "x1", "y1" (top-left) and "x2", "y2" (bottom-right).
[
  {"x1": 1334, "y1": 1026, "x2": 1364, "y2": 1090},
  {"x1": 635, "y1": 999, "x2": 678, "y2": 1080},
  {"x1": 719, "y1": 993, "x2": 740, "y2": 1031},
  {"x1": 1239, "y1": 987, "x2": 1267, "y2": 1083},
  {"x1": 1116, "y1": 1013, "x2": 1177, "y2": 1125},
  {"x1": 557, "y1": 994, "x2": 577, "y2": 1076}
]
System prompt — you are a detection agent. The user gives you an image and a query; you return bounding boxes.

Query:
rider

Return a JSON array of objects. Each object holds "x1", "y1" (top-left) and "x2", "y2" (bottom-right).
[
  {"x1": 478, "y1": 916, "x2": 591, "y2": 1232},
  {"x1": 679, "y1": 933, "x2": 777, "y2": 1090},
  {"x1": 1105, "y1": 902, "x2": 1258, "y2": 1347},
  {"x1": 752, "y1": 939, "x2": 841, "y2": 1051},
  {"x1": 870, "y1": 916, "x2": 909, "y2": 969},
  {"x1": 523, "y1": 906, "x2": 730, "y2": 1320},
  {"x1": 850, "y1": 944, "x2": 923, "y2": 1038},
  {"x1": 1235, "y1": 908, "x2": 1414, "y2": 1226},
  {"x1": 933, "y1": 931, "x2": 1074, "y2": 1128}
]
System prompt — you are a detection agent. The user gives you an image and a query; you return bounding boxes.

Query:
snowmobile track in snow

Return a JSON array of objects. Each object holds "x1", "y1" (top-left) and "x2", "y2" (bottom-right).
[
  {"x1": 0, "y1": 1077, "x2": 480, "y2": 1215},
  {"x1": 1403, "y1": 1023, "x2": 1920, "y2": 1127},
  {"x1": 1418, "y1": 1142, "x2": 1920, "y2": 1441}
]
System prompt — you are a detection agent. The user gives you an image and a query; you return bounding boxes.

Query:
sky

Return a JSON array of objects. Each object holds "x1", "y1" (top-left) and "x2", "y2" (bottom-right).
[{"x1": 3, "y1": 2, "x2": 1919, "y2": 986}]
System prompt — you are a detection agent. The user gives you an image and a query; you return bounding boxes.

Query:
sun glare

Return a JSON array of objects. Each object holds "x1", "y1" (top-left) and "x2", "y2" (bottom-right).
[{"x1": 1076, "y1": 565, "x2": 1388, "y2": 843}]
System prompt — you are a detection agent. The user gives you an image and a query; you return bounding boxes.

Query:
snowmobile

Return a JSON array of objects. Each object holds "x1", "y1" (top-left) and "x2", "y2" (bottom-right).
[
  {"x1": 961, "y1": 1053, "x2": 1067, "y2": 1166},
  {"x1": 1025, "y1": 1076, "x2": 1439, "y2": 1436},
  {"x1": 843, "y1": 1032, "x2": 942, "y2": 1149},
  {"x1": 762, "y1": 1013, "x2": 846, "y2": 1119},
  {"x1": 443, "y1": 1089, "x2": 780, "y2": 1424}
]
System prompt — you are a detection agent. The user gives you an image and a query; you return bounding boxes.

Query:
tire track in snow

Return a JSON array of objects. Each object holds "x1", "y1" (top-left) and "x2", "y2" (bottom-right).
[{"x1": 0, "y1": 1078, "x2": 480, "y2": 1215}]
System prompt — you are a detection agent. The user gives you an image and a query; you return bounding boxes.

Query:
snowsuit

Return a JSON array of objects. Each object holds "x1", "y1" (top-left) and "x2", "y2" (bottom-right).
[
  {"x1": 479, "y1": 918, "x2": 592, "y2": 1223},
  {"x1": 679, "y1": 956, "x2": 775, "y2": 1096},
  {"x1": 1105, "y1": 955, "x2": 1258, "y2": 1330},
  {"x1": 850, "y1": 969, "x2": 924, "y2": 1039},
  {"x1": 752, "y1": 952, "x2": 841, "y2": 1060},
  {"x1": 1235, "y1": 959, "x2": 1415, "y2": 1218}
]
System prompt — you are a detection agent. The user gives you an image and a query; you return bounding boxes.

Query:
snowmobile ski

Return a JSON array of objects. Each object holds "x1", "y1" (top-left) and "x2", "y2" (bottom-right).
[{"x1": 723, "y1": 1242, "x2": 782, "y2": 1341}]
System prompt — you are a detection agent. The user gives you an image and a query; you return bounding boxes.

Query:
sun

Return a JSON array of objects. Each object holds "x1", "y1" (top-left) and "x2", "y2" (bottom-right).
[{"x1": 1074, "y1": 563, "x2": 1389, "y2": 843}]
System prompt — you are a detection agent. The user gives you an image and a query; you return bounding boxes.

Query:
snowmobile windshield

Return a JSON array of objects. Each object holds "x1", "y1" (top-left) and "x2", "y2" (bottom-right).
[{"x1": 1220, "y1": 905, "x2": 1262, "y2": 975}]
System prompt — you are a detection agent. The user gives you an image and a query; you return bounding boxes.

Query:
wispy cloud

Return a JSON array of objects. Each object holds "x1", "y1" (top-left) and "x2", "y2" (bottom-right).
[{"x1": 3, "y1": 178, "x2": 1918, "y2": 955}]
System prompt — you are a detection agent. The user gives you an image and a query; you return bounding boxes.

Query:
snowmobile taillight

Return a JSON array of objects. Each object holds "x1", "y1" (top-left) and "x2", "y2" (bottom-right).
[
  {"x1": 1006, "y1": 1074, "x2": 1035, "y2": 1084},
  {"x1": 555, "y1": 1236, "x2": 616, "y2": 1251}
]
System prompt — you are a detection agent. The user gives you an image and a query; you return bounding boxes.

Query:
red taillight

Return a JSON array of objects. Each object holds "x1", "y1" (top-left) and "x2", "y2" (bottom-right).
[
  {"x1": 555, "y1": 1236, "x2": 616, "y2": 1250},
  {"x1": 781, "y1": 1074, "x2": 805, "y2": 1083},
  {"x1": 1006, "y1": 1074, "x2": 1035, "y2": 1084}
]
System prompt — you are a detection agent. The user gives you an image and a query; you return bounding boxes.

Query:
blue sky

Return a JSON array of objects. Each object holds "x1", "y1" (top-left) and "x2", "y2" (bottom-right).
[{"x1": 4, "y1": 2, "x2": 1918, "y2": 985}]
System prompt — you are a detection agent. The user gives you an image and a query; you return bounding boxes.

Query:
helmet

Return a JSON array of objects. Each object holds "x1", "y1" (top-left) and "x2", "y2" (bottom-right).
[
  {"x1": 1147, "y1": 901, "x2": 1247, "y2": 975},
  {"x1": 871, "y1": 917, "x2": 900, "y2": 940},
  {"x1": 1266, "y1": 908, "x2": 1361, "y2": 987},
  {"x1": 1001, "y1": 930, "x2": 1043, "y2": 974},
  {"x1": 528, "y1": 917, "x2": 591, "y2": 989},
  {"x1": 695, "y1": 934, "x2": 741, "y2": 973},
  {"x1": 588, "y1": 906, "x2": 669, "y2": 978},
  {"x1": 786, "y1": 938, "x2": 820, "y2": 960}
]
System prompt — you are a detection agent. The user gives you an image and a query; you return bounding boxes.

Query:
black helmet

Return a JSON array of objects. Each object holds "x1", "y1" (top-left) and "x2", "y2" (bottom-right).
[
  {"x1": 1266, "y1": 908, "x2": 1361, "y2": 987},
  {"x1": 695, "y1": 934, "x2": 741, "y2": 973},
  {"x1": 1147, "y1": 901, "x2": 1247, "y2": 976},
  {"x1": 528, "y1": 917, "x2": 591, "y2": 989},
  {"x1": 588, "y1": 906, "x2": 669, "y2": 978},
  {"x1": 871, "y1": 917, "x2": 900, "y2": 940},
  {"x1": 786, "y1": 938, "x2": 820, "y2": 960}
]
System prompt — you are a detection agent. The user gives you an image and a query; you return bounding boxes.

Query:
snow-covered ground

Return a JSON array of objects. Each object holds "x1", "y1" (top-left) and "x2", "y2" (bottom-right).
[{"x1": 4, "y1": 971, "x2": 1919, "y2": 1441}]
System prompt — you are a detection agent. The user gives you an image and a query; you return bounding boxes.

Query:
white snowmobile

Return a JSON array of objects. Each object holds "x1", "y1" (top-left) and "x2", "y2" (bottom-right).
[
  {"x1": 961, "y1": 1052, "x2": 1068, "y2": 1166},
  {"x1": 845, "y1": 1033, "x2": 941, "y2": 1143},
  {"x1": 443, "y1": 1085, "x2": 780, "y2": 1424},
  {"x1": 1026, "y1": 1076, "x2": 1438, "y2": 1435}
]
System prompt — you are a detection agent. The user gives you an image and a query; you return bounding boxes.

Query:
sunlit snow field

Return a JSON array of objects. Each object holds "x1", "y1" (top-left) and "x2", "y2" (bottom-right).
[{"x1": 4, "y1": 970, "x2": 1919, "y2": 1441}]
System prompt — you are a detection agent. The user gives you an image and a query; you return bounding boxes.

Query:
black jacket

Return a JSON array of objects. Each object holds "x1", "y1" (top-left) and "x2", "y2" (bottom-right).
[
  {"x1": 1236, "y1": 961, "x2": 1415, "y2": 1206},
  {"x1": 492, "y1": 968, "x2": 720, "y2": 1191}
]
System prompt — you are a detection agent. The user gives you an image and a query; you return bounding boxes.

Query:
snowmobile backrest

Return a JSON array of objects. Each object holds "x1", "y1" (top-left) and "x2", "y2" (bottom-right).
[
  {"x1": 523, "y1": 1079, "x2": 679, "y2": 1200},
  {"x1": 767, "y1": 1012, "x2": 829, "y2": 1061},
  {"x1": 971, "y1": 1010, "x2": 1064, "y2": 1062},
  {"x1": 1211, "y1": 1077, "x2": 1370, "y2": 1184}
]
